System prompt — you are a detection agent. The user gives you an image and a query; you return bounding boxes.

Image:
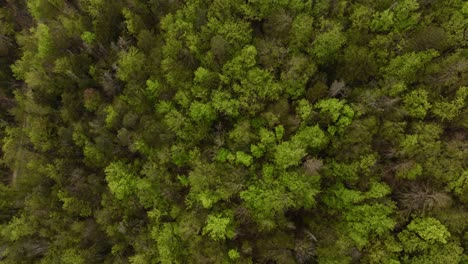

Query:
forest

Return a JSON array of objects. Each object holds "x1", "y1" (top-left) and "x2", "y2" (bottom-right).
[{"x1": 0, "y1": 0, "x2": 467, "y2": 263}]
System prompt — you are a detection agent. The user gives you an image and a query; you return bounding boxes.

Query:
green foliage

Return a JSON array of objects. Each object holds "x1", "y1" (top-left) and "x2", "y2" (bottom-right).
[
  {"x1": 274, "y1": 141, "x2": 306, "y2": 169},
  {"x1": 403, "y1": 89, "x2": 431, "y2": 119},
  {"x1": 35, "y1": 23, "x2": 54, "y2": 59},
  {"x1": 80, "y1": 31, "x2": 95, "y2": 45},
  {"x1": 370, "y1": 10, "x2": 394, "y2": 32},
  {"x1": 60, "y1": 249, "x2": 86, "y2": 264},
  {"x1": 289, "y1": 13, "x2": 314, "y2": 51},
  {"x1": 395, "y1": 162, "x2": 422, "y2": 180},
  {"x1": 384, "y1": 50, "x2": 439, "y2": 83},
  {"x1": 83, "y1": 142, "x2": 108, "y2": 167},
  {"x1": 27, "y1": 116, "x2": 54, "y2": 152},
  {"x1": 398, "y1": 217, "x2": 450, "y2": 252},
  {"x1": 122, "y1": 8, "x2": 145, "y2": 35},
  {"x1": 228, "y1": 249, "x2": 240, "y2": 260},
  {"x1": 211, "y1": 90, "x2": 240, "y2": 117},
  {"x1": 399, "y1": 122, "x2": 443, "y2": 160},
  {"x1": 189, "y1": 101, "x2": 217, "y2": 123},
  {"x1": 203, "y1": 213, "x2": 236, "y2": 241},
  {"x1": 235, "y1": 151, "x2": 253, "y2": 167},
  {"x1": 324, "y1": 180, "x2": 391, "y2": 211},
  {"x1": 447, "y1": 171, "x2": 468, "y2": 203},
  {"x1": 406, "y1": 242, "x2": 464, "y2": 264},
  {"x1": 57, "y1": 191, "x2": 92, "y2": 217},
  {"x1": 1, "y1": 1, "x2": 467, "y2": 263},
  {"x1": 370, "y1": 0, "x2": 420, "y2": 33},
  {"x1": 240, "y1": 183, "x2": 290, "y2": 230},
  {"x1": 315, "y1": 98, "x2": 354, "y2": 135},
  {"x1": 344, "y1": 203, "x2": 396, "y2": 249},
  {"x1": 404, "y1": 217, "x2": 450, "y2": 245},
  {"x1": 350, "y1": 4, "x2": 373, "y2": 30},
  {"x1": 432, "y1": 86, "x2": 467, "y2": 121},
  {"x1": 311, "y1": 23, "x2": 346, "y2": 62},
  {"x1": 279, "y1": 170, "x2": 319, "y2": 209},
  {"x1": 397, "y1": 217, "x2": 463, "y2": 263},
  {"x1": 274, "y1": 125, "x2": 327, "y2": 169},
  {"x1": 328, "y1": 154, "x2": 377, "y2": 183},
  {"x1": 393, "y1": 0, "x2": 420, "y2": 32},
  {"x1": 221, "y1": 45, "x2": 282, "y2": 103},
  {"x1": 155, "y1": 223, "x2": 182, "y2": 264},
  {"x1": 117, "y1": 47, "x2": 146, "y2": 82},
  {"x1": 281, "y1": 55, "x2": 317, "y2": 97},
  {"x1": 1, "y1": 215, "x2": 35, "y2": 242},
  {"x1": 188, "y1": 162, "x2": 243, "y2": 209},
  {"x1": 363, "y1": 235, "x2": 402, "y2": 264},
  {"x1": 105, "y1": 161, "x2": 138, "y2": 200}
]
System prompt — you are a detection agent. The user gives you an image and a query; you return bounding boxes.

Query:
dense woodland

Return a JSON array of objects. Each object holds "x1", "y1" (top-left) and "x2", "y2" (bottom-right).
[{"x1": 0, "y1": 0, "x2": 467, "y2": 263}]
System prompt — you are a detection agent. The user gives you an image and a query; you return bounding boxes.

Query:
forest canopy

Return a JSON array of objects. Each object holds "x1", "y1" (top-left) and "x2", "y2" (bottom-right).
[{"x1": 0, "y1": 0, "x2": 467, "y2": 263}]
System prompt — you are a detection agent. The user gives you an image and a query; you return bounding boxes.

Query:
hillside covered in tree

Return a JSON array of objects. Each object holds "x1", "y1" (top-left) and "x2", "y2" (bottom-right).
[{"x1": 0, "y1": 0, "x2": 467, "y2": 263}]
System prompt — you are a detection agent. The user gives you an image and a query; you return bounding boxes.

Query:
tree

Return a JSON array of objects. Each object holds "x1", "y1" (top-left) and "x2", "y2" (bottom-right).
[
  {"x1": 432, "y1": 86, "x2": 467, "y2": 121},
  {"x1": 289, "y1": 13, "x2": 314, "y2": 52},
  {"x1": 203, "y1": 212, "x2": 236, "y2": 241},
  {"x1": 315, "y1": 98, "x2": 355, "y2": 135},
  {"x1": 117, "y1": 47, "x2": 146, "y2": 83},
  {"x1": 104, "y1": 161, "x2": 138, "y2": 200},
  {"x1": 398, "y1": 217, "x2": 463, "y2": 264},
  {"x1": 310, "y1": 22, "x2": 346, "y2": 63},
  {"x1": 383, "y1": 50, "x2": 439, "y2": 83},
  {"x1": 403, "y1": 89, "x2": 431, "y2": 119}
]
